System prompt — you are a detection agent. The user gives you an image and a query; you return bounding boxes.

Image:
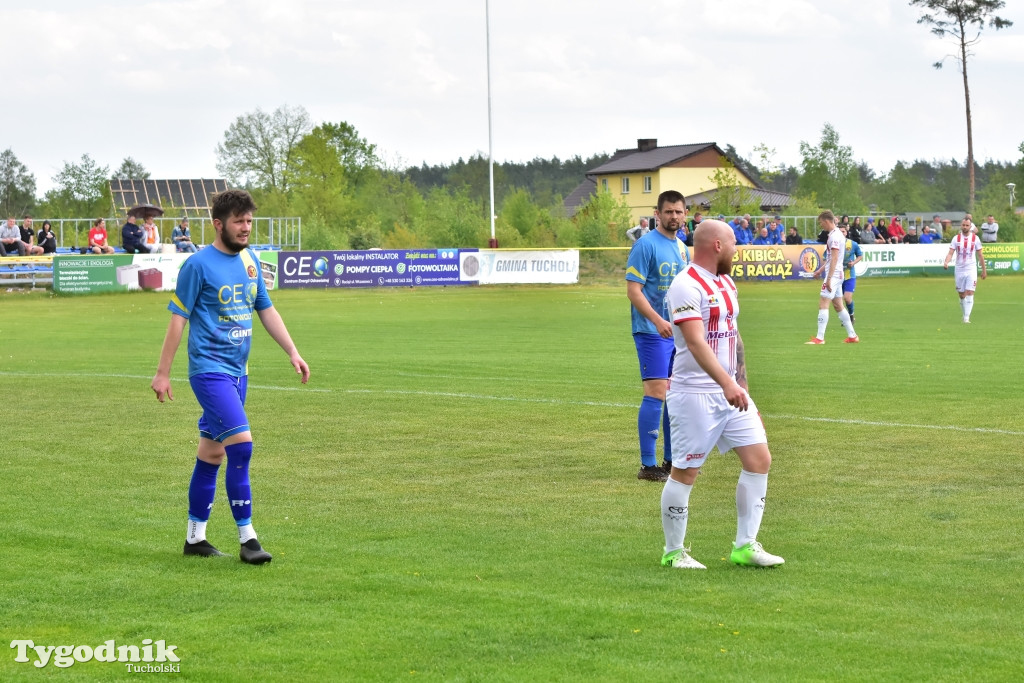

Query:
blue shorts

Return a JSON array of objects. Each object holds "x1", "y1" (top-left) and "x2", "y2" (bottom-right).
[
  {"x1": 842, "y1": 278, "x2": 856, "y2": 294},
  {"x1": 190, "y1": 372, "x2": 250, "y2": 442},
  {"x1": 633, "y1": 333, "x2": 675, "y2": 381}
]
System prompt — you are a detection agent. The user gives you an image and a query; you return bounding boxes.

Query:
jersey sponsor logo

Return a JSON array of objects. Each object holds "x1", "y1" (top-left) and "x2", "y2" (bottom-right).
[
  {"x1": 707, "y1": 329, "x2": 738, "y2": 341},
  {"x1": 673, "y1": 304, "x2": 697, "y2": 315},
  {"x1": 707, "y1": 294, "x2": 720, "y2": 307},
  {"x1": 228, "y1": 327, "x2": 252, "y2": 346}
]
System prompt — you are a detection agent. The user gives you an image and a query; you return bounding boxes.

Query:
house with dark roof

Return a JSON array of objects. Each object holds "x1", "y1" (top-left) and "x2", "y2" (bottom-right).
[{"x1": 564, "y1": 139, "x2": 792, "y2": 220}]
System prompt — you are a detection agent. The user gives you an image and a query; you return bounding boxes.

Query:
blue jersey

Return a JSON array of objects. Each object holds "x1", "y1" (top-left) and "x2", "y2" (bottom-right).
[
  {"x1": 168, "y1": 246, "x2": 272, "y2": 377},
  {"x1": 843, "y1": 239, "x2": 863, "y2": 280},
  {"x1": 625, "y1": 229, "x2": 690, "y2": 334}
]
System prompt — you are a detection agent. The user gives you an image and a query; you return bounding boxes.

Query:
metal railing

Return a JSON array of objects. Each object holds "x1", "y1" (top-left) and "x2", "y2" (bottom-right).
[{"x1": 36, "y1": 216, "x2": 302, "y2": 251}]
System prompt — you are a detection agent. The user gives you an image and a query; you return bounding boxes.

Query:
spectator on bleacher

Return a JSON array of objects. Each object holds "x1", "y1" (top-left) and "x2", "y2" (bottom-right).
[
  {"x1": 886, "y1": 217, "x2": 906, "y2": 244},
  {"x1": 733, "y1": 218, "x2": 753, "y2": 245},
  {"x1": 172, "y1": 217, "x2": 198, "y2": 253},
  {"x1": 858, "y1": 219, "x2": 875, "y2": 245},
  {"x1": 752, "y1": 226, "x2": 773, "y2": 245},
  {"x1": 122, "y1": 214, "x2": 149, "y2": 254},
  {"x1": 1, "y1": 216, "x2": 28, "y2": 256},
  {"x1": 866, "y1": 218, "x2": 886, "y2": 244},
  {"x1": 848, "y1": 217, "x2": 863, "y2": 243},
  {"x1": 142, "y1": 216, "x2": 161, "y2": 252},
  {"x1": 919, "y1": 225, "x2": 940, "y2": 244},
  {"x1": 89, "y1": 218, "x2": 116, "y2": 254},
  {"x1": 785, "y1": 226, "x2": 802, "y2": 245},
  {"x1": 929, "y1": 215, "x2": 944, "y2": 239},
  {"x1": 37, "y1": 220, "x2": 57, "y2": 254},
  {"x1": 766, "y1": 217, "x2": 783, "y2": 245},
  {"x1": 20, "y1": 216, "x2": 44, "y2": 255},
  {"x1": 980, "y1": 215, "x2": 999, "y2": 243},
  {"x1": 905, "y1": 226, "x2": 920, "y2": 244}
]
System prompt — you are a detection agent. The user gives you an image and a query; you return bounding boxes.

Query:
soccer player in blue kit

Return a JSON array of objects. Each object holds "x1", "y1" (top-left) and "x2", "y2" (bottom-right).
[
  {"x1": 151, "y1": 190, "x2": 310, "y2": 564},
  {"x1": 625, "y1": 190, "x2": 691, "y2": 482}
]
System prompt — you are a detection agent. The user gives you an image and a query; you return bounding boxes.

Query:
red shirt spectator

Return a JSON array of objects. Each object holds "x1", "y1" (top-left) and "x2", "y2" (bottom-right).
[
  {"x1": 88, "y1": 218, "x2": 116, "y2": 254},
  {"x1": 886, "y1": 217, "x2": 906, "y2": 244}
]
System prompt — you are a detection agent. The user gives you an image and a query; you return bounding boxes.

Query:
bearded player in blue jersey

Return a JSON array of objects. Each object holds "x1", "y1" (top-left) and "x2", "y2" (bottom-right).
[
  {"x1": 625, "y1": 190, "x2": 691, "y2": 482},
  {"x1": 151, "y1": 190, "x2": 310, "y2": 564}
]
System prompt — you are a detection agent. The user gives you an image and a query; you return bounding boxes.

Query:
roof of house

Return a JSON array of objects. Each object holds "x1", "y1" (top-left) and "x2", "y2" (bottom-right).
[
  {"x1": 587, "y1": 143, "x2": 721, "y2": 174},
  {"x1": 562, "y1": 177, "x2": 597, "y2": 217},
  {"x1": 685, "y1": 187, "x2": 794, "y2": 211}
]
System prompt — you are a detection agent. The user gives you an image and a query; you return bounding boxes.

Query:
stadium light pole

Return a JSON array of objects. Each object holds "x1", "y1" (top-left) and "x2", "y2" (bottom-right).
[
  {"x1": 486, "y1": 0, "x2": 498, "y2": 248},
  {"x1": 1008, "y1": 183, "x2": 1016, "y2": 211}
]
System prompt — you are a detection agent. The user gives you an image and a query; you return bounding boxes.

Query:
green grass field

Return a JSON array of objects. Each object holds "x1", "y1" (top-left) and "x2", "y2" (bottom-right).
[{"x1": 2, "y1": 277, "x2": 1023, "y2": 681}]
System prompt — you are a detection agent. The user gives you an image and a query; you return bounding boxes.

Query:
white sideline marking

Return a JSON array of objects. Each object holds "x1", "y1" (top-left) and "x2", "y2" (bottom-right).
[{"x1": 2, "y1": 371, "x2": 1020, "y2": 436}]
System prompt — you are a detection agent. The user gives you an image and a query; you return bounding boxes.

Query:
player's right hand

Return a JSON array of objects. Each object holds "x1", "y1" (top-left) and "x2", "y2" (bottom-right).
[
  {"x1": 151, "y1": 375, "x2": 173, "y2": 403},
  {"x1": 723, "y1": 380, "x2": 748, "y2": 411}
]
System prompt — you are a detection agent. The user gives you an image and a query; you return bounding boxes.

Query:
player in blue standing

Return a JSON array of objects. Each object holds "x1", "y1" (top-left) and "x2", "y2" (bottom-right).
[
  {"x1": 626, "y1": 189, "x2": 691, "y2": 481},
  {"x1": 837, "y1": 223, "x2": 863, "y2": 324},
  {"x1": 151, "y1": 190, "x2": 310, "y2": 564}
]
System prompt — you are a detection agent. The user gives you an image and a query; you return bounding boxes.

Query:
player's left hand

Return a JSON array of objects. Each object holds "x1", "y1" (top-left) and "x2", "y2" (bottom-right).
[{"x1": 981, "y1": 271, "x2": 987, "y2": 280}]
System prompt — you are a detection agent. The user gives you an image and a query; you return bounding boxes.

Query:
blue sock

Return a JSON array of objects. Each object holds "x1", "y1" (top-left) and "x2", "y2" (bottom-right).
[
  {"x1": 847, "y1": 301, "x2": 854, "y2": 315},
  {"x1": 188, "y1": 459, "x2": 219, "y2": 522},
  {"x1": 662, "y1": 403, "x2": 672, "y2": 465},
  {"x1": 225, "y1": 442, "x2": 254, "y2": 526},
  {"x1": 638, "y1": 396, "x2": 662, "y2": 467}
]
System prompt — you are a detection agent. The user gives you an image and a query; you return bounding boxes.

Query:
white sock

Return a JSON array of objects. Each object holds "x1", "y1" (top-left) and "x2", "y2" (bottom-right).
[
  {"x1": 186, "y1": 519, "x2": 207, "y2": 544},
  {"x1": 816, "y1": 310, "x2": 828, "y2": 339},
  {"x1": 238, "y1": 523, "x2": 257, "y2": 544},
  {"x1": 735, "y1": 470, "x2": 768, "y2": 548},
  {"x1": 661, "y1": 477, "x2": 693, "y2": 553},
  {"x1": 837, "y1": 308, "x2": 856, "y2": 337},
  {"x1": 960, "y1": 298, "x2": 967, "y2": 315},
  {"x1": 964, "y1": 295, "x2": 974, "y2": 319}
]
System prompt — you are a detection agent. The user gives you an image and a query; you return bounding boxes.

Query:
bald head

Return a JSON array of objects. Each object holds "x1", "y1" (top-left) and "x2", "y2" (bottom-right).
[
  {"x1": 692, "y1": 219, "x2": 736, "y2": 276},
  {"x1": 694, "y1": 219, "x2": 731, "y2": 249}
]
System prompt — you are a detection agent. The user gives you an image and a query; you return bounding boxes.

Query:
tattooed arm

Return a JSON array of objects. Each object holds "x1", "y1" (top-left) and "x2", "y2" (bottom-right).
[{"x1": 735, "y1": 334, "x2": 748, "y2": 391}]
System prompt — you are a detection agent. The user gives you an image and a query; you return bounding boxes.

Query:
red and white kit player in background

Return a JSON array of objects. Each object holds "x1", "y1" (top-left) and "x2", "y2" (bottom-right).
[
  {"x1": 658, "y1": 220, "x2": 784, "y2": 570},
  {"x1": 807, "y1": 210, "x2": 859, "y2": 345},
  {"x1": 943, "y1": 217, "x2": 987, "y2": 323}
]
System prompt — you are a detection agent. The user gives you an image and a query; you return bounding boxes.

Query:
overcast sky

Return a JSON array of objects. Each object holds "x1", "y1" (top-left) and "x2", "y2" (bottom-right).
[{"x1": 2, "y1": 0, "x2": 1022, "y2": 195}]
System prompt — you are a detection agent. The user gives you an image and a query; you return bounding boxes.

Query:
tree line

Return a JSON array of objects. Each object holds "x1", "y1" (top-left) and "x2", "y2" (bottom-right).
[{"x1": 2, "y1": 111, "x2": 1022, "y2": 249}]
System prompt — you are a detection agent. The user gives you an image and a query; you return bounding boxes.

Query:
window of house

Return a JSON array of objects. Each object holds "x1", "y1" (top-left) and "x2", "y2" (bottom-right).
[
  {"x1": 643, "y1": 176, "x2": 652, "y2": 193},
  {"x1": 621, "y1": 177, "x2": 630, "y2": 194},
  {"x1": 602, "y1": 178, "x2": 608, "y2": 190}
]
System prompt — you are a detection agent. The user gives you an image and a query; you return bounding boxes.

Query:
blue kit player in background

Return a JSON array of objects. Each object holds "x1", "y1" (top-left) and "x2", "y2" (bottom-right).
[
  {"x1": 625, "y1": 189, "x2": 691, "y2": 482},
  {"x1": 151, "y1": 190, "x2": 310, "y2": 564},
  {"x1": 838, "y1": 224, "x2": 863, "y2": 324}
]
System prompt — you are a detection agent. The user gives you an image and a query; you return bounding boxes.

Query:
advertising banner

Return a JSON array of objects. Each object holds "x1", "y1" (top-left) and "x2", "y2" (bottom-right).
[
  {"x1": 730, "y1": 243, "x2": 1024, "y2": 281},
  {"x1": 730, "y1": 245, "x2": 825, "y2": 281},
  {"x1": 277, "y1": 249, "x2": 471, "y2": 288},
  {"x1": 980, "y1": 243, "x2": 1024, "y2": 275},
  {"x1": 53, "y1": 253, "x2": 190, "y2": 293},
  {"x1": 53, "y1": 251, "x2": 281, "y2": 293},
  {"x1": 470, "y1": 250, "x2": 580, "y2": 285}
]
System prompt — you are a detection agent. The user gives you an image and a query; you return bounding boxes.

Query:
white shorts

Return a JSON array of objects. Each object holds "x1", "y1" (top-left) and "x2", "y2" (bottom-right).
[
  {"x1": 666, "y1": 391, "x2": 767, "y2": 469},
  {"x1": 820, "y1": 276, "x2": 843, "y2": 300},
  {"x1": 954, "y1": 273, "x2": 977, "y2": 293}
]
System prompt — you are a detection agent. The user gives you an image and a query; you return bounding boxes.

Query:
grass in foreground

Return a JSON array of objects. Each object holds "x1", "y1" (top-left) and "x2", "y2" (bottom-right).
[{"x1": 0, "y1": 277, "x2": 1022, "y2": 680}]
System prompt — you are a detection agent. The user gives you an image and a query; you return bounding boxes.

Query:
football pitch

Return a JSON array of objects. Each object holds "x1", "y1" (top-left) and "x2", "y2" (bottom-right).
[{"x1": 2, "y1": 277, "x2": 1022, "y2": 680}]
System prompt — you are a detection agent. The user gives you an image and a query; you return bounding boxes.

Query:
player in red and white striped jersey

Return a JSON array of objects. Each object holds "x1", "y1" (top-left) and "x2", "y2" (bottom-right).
[
  {"x1": 943, "y1": 217, "x2": 987, "y2": 323},
  {"x1": 657, "y1": 220, "x2": 784, "y2": 570}
]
